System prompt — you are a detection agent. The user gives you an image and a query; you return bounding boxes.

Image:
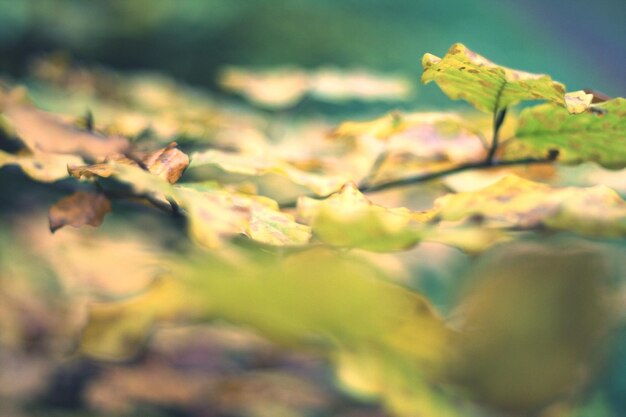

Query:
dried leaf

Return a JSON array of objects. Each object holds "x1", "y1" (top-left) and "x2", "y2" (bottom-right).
[
  {"x1": 176, "y1": 184, "x2": 310, "y2": 248},
  {"x1": 434, "y1": 174, "x2": 626, "y2": 237},
  {"x1": 141, "y1": 142, "x2": 190, "y2": 184},
  {"x1": 1, "y1": 95, "x2": 129, "y2": 158},
  {"x1": 190, "y1": 149, "x2": 348, "y2": 196},
  {"x1": 48, "y1": 191, "x2": 111, "y2": 232},
  {"x1": 564, "y1": 90, "x2": 594, "y2": 114},
  {"x1": 68, "y1": 143, "x2": 189, "y2": 184}
]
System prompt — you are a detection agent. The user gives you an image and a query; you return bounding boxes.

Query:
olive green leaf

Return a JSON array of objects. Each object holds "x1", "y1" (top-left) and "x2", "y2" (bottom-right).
[
  {"x1": 422, "y1": 43, "x2": 580, "y2": 114},
  {"x1": 434, "y1": 174, "x2": 626, "y2": 237},
  {"x1": 501, "y1": 98, "x2": 626, "y2": 169},
  {"x1": 80, "y1": 247, "x2": 460, "y2": 416}
]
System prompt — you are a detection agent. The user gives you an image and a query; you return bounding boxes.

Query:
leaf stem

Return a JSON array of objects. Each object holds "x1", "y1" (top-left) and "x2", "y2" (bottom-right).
[{"x1": 486, "y1": 107, "x2": 507, "y2": 162}]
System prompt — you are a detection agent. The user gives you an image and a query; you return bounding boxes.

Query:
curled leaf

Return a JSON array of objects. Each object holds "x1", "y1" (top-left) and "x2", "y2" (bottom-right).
[
  {"x1": 48, "y1": 191, "x2": 111, "y2": 232},
  {"x1": 564, "y1": 90, "x2": 594, "y2": 114},
  {"x1": 68, "y1": 143, "x2": 189, "y2": 184},
  {"x1": 141, "y1": 142, "x2": 190, "y2": 184}
]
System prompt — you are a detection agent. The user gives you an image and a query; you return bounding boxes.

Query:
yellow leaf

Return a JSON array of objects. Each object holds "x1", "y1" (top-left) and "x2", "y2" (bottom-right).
[
  {"x1": 297, "y1": 183, "x2": 428, "y2": 251},
  {"x1": 176, "y1": 184, "x2": 311, "y2": 248},
  {"x1": 434, "y1": 174, "x2": 626, "y2": 237},
  {"x1": 190, "y1": 149, "x2": 348, "y2": 196}
]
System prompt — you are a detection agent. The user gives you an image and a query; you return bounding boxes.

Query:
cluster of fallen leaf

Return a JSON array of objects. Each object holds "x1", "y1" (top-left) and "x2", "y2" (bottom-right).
[{"x1": 0, "y1": 43, "x2": 625, "y2": 417}]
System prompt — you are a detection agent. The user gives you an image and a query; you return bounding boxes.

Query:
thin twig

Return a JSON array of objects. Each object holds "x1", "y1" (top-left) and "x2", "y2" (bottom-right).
[
  {"x1": 278, "y1": 154, "x2": 557, "y2": 209},
  {"x1": 102, "y1": 189, "x2": 177, "y2": 215},
  {"x1": 358, "y1": 150, "x2": 390, "y2": 189}
]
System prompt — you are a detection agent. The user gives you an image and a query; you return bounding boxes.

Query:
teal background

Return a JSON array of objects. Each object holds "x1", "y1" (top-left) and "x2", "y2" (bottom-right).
[{"x1": 0, "y1": 0, "x2": 624, "y2": 111}]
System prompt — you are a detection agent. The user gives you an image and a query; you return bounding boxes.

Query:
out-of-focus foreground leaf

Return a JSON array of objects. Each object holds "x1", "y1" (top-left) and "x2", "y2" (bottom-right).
[
  {"x1": 501, "y1": 98, "x2": 626, "y2": 169},
  {"x1": 450, "y1": 239, "x2": 612, "y2": 411},
  {"x1": 80, "y1": 247, "x2": 461, "y2": 417}
]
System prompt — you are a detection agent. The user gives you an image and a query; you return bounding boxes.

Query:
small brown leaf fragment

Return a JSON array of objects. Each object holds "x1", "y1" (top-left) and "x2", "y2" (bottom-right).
[
  {"x1": 142, "y1": 142, "x2": 189, "y2": 184},
  {"x1": 49, "y1": 191, "x2": 111, "y2": 232},
  {"x1": 583, "y1": 89, "x2": 611, "y2": 104}
]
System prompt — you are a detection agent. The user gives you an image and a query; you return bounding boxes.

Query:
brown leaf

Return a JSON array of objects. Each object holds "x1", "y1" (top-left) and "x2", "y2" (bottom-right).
[
  {"x1": 1, "y1": 93, "x2": 129, "y2": 158},
  {"x1": 142, "y1": 142, "x2": 189, "y2": 184},
  {"x1": 68, "y1": 143, "x2": 189, "y2": 184},
  {"x1": 49, "y1": 191, "x2": 111, "y2": 232}
]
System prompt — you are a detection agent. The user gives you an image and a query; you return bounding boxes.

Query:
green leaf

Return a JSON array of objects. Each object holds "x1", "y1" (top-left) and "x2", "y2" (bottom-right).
[
  {"x1": 434, "y1": 174, "x2": 626, "y2": 237},
  {"x1": 80, "y1": 247, "x2": 460, "y2": 417},
  {"x1": 501, "y1": 98, "x2": 626, "y2": 169},
  {"x1": 422, "y1": 43, "x2": 573, "y2": 113}
]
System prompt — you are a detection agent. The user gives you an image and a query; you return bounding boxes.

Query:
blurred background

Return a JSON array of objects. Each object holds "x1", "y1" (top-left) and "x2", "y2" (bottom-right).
[{"x1": 0, "y1": 0, "x2": 624, "y2": 110}]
